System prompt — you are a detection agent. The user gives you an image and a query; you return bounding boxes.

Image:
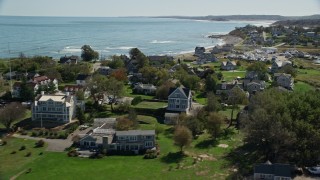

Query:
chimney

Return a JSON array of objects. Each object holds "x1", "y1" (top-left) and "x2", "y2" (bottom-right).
[{"x1": 41, "y1": 91, "x2": 45, "y2": 95}]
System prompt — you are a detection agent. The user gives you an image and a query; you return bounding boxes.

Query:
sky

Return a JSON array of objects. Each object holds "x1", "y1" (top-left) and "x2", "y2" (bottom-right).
[{"x1": 0, "y1": 0, "x2": 319, "y2": 17}]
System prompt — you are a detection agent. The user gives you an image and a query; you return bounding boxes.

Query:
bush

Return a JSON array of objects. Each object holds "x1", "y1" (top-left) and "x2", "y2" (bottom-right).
[
  {"x1": 26, "y1": 168, "x2": 32, "y2": 174},
  {"x1": 131, "y1": 96, "x2": 143, "y2": 106},
  {"x1": 144, "y1": 149, "x2": 158, "y2": 159},
  {"x1": 25, "y1": 152, "x2": 32, "y2": 157},
  {"x1": 67, "y1": 149, "x2": 79, "y2": 157},
  {"x1": 20, "y1": 131, "x2": 28, "y2": 135},
  {"x1": 0, "y1": 140, "x2": 7, "y2": 146},
  {"x1": 35, "y1": 140, "x2": 45, "y2": 147},
  {"x1": 31, "y1": 131, "x2": 38, "y2": 137},
  {"x1": 11, "y1": 151, "x2": 17, "y2": 154},
  {"x1": 19, "y1": 145, "x2": 26, "y2": 151}
]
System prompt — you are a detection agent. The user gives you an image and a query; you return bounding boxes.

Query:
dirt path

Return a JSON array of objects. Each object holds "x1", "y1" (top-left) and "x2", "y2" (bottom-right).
[{"x1": 10, "y1": 169, "x2": 27, "y2": 180}]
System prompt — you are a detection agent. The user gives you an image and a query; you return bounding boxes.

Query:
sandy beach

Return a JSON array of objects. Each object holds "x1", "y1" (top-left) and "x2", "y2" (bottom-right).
[{"x1": 174, "y1": 35, "x2": 243, "y2": 60}]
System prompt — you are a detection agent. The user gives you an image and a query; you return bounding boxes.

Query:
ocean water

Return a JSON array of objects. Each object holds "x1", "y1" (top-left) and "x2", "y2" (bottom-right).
[{"x1": 0, "y1": 16, "x2": 272, "y2": 59}]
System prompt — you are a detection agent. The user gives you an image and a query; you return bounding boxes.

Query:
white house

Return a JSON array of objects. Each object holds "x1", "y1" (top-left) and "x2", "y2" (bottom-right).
[
  {"x1": 167, "y1": 87, "x2": 192, "y2": 113},
  {"x1": 32, "y1": 92, "x2": 76, "y2": 123}
]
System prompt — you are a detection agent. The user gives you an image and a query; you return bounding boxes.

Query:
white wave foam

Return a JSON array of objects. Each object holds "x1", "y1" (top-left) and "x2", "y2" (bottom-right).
[
  {"x1": 61, "y1": 46, "x2": 81, "y2": 53},
  {"x1": 150, "y1": 40, "x2": 175, "y2": 44},
  {"x1": 105, "y1": 46, "x2": 136, "y2": 50}
]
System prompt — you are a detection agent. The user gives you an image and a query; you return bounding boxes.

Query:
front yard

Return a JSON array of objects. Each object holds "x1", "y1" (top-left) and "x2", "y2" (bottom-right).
[{"x1": 1, "y1": 114, "x2": 244, "y2": 180}]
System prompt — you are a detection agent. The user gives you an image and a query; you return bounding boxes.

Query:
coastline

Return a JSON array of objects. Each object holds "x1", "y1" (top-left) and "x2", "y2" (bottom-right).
[{"x1": 174, "y1": 34, "x2": 243, "y2": 60}]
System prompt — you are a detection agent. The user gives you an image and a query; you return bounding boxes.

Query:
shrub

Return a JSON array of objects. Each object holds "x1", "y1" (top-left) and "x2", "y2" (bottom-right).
[
  {"x1": 38, "y1": 131, "x2": 44, "y2": 136},
  {"x1": 35, "y1": 140, "x2": 45, "y2": 147},
  {"x1": 25, "y1": 152, "x2": 32, "y2": 157},
  {"x1": 19, "y1": 145, "x2": 26, "y2": 151},
  {"x1": 11, "y1": 151, "x2": 17, "y2": 154},
  {"x1": 0, "y1": 140, "x2": 7, "y2": 146},
  {"x1": 20, "y1": 131, "x2": 28, "y2": 135},
  {"x1": 144, "y1": 149, "x2": 158, "y2": 159},
  {"x1": 67, "y1": 149, "x2": 79, "y2": 157},
  {"x1": 26, "y1": 168, "x2": 32, "y2": 174},
  {"x1": 39, "y1": 152, "x2": 43, "y2": 155},
  {"x1": 31, "y1": 131, "x2": 38, "y2": 137},
  {"x1": 131, "y1": 96, "x2": 143, "y2": 106}
]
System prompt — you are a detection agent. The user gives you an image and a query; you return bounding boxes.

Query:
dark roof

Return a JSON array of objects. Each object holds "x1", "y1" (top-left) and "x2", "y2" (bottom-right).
[
  {"x1": 59, "y1": 55, "x2": 80, "y2": 64},
  {"x1": 169, "y1": 87, "x2": 191, "y2": 97},
  {"x1": 116, "y1": 130, "x2": 155, "y2": 136},
  {"x1": 254, "y1": 163, "x2": 292, "y2": 177},
  {"x1": 76, "y1": 74, "x2": 90, "y2": 81}
]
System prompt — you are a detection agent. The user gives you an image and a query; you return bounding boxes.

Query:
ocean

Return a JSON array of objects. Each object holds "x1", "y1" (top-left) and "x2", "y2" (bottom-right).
[{"x1": 0, "y1": 16, "x2": 272, "y2": 59}]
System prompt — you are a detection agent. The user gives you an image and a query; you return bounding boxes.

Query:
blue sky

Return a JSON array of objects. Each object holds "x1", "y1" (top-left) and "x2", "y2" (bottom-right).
[{"x1": 0, "y1": 0, "x2": 319, "y2": 17}]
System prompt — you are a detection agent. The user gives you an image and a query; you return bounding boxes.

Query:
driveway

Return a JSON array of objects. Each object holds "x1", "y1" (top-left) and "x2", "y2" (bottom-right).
[{"x1": 12, "y1": 134, "x2": 72, "y2": 152}]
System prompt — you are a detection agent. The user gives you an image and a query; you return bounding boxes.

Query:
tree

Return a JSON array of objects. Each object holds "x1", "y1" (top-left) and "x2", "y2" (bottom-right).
[
  {"x1": 182, "y1": 116, "x2": 204, "y2": 138},
  {"x1": 278, "y1": 65, "x2": 297, "y2": 78},
  {"x1": 46, "y1": 81, "x2": 57, "y2": 94},
  {"x1": 116, "y1": 117, "x2": 134, "y2": 131},
  {"x1": 20, "y1": 83, "x2": 34, "y2": 101},
  {"x1": 81, "y1": 45, "x2": 99, "y2": 62},
  {"x1": 205, "y1": 92, "x2": 221, "y2": 112},
  {"x1": 107, "y1": 55, "x2": 125, "y2": 69},
  {"x1": 106, "y1": 77, "x2": 124, "y2": 111},
  {"x1": 227, "y1": 87, "x2": 248, "y2": 128},
  {"x1": 76, "y1": 107, "x2": 86, "y2": 125},
  {"x1": 173, "y1": 126, "x2": 192, "y2": 152},
  {"x1": 129, "y1": 48, "x2": 149, "y2": 69},
  {"x1": 180, "y1": 74, "x2": 200, "y2": 91},
  {"x1": 110, "y1": 68, "x2": 128, "y2": 82},
  {"x1": 205, "y1": 74, "x2": 218, "y2": 93},
  {"x1": 207, "y1": 112, "x2": 224, "y2": 139},
  {"x1": 155, "y1": 81, "x2": 175, "y2": 100},
  {"x1": 247, "y1": 61, "x2": 268, "y2": 80},
  {"x1": 0, "y1": 102, "x2": 26, "y2": 131},
  {"x1": 87, "y1": 74, "x2": 108, "y2": 106}
]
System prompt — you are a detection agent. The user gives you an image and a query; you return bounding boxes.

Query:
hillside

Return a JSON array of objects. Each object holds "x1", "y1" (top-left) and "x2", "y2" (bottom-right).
[
  {"x1": 272, "y1": 19, "x2": 320, "y2": 27},
  {"x1": 156, "y1": 14, "x2": 320, "y2": 22}
]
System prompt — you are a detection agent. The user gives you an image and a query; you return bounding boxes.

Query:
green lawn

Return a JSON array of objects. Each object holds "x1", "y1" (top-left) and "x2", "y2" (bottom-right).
[
  {"x1": 133, "y1": 101, "x2": 167, "y2": 109},
  {"x1": 1, "y1": 114, "x2": 244, "y2": 180},
  {"x1": 221, "y1": 71, "x2": 246, "y2": 82},
  {"x1": 294, "y1": 81, "x2": 316, "y2": 92},
  {"x1": 0, "y1": 138, "x2": 46, "y2": 179},
  {"x1": 296, "y1": 69, "x2": 320, "y2": 88}
]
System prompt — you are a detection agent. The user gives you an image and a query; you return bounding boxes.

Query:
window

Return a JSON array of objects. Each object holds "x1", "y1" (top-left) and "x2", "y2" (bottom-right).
[
  {"x1": 118, "y1": 136, "x2": 125, "y2": 140},
  {"x1": 176, "y1": 105, "x2": 179, "y2": 109},
  {"x1": 145, "y1": 141, "x2": 153, "y2": 147},
  {"x1": 146, "y1": 136, "x2": 153, "y2": 140},
  {"x1": 90, "y1": 142, "x2": 96, "y2": 147},
  {"x1": 129, "y1": 136, "x2": 137, "y2": 141}
]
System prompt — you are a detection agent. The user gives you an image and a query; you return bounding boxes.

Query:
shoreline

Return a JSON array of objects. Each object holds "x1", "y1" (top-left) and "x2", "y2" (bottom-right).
[{"x1": 174, "y1": 34, "x2": 243, "y2": 60}]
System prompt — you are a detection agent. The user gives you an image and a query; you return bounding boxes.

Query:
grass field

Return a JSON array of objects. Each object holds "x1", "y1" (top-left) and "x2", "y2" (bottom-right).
[
  {"x1": 124, "y1": 85, "x2": 154, "y2": 100},
  {"x1": 221, "y1": 71, "x2": 246, "y2": 82},
  {"x1": 0, "y1": 138, "x2": 46, "y2": 179},
  {"x1": 294, "y1": 81, "x2": 316, "y2": 92},
  {"x1": 133, "y1": 101, "x2": 167, "y2": 109},
  {"x1": 1, "y1": 113, "x2": 244, "y2": 180},
  {"x1": 296, "y1": 69, "x2": 320, "y2": 88}
]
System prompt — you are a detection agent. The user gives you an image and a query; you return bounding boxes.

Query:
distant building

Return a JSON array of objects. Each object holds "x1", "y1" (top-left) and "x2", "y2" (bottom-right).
[
  {"x1": 32, "y1": 92, "x2": 76, "y2": 123},
  {"x1": 64, "y1": 85, "x2": 90, "y2": 99},
  {"x1": 59, "y1": 55, "x2": 80, "y2": 64},
  {"x1": 76, "y1": 74, "x2": 91, "y2": 86},
  {"x1": 274, "y1": 73, "x2": 294, "y2": 90},
  {"x1": 194, "y1": 47, "x2": 205, "y2": 57},
  {"x1": 133, "y1": 83, "x2": 157, "y2": 95},
  {"x1": 98, "y1": 66, "x2": 114, "y2": 76},
  {"x1": 261, "y1": 47, "x2": 278, "y2": 54},
  {"x1": 221, "y1": 61, "x2": 237, "y2": 71},
  {"x1": 271, "y1": 60, "x2": 292, "y2": 73}
]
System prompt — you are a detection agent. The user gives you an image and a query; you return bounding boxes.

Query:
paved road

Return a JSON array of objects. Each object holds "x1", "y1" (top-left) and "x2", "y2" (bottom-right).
[{"x1": 12, "y1": 134, "x2": 72, "y2": 152}]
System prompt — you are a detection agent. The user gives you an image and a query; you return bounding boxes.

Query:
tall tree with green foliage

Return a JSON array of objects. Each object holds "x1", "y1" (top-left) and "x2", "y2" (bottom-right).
[
  {"x1": 81, "y1": 45, "x2": 99, "y2": 62},
  {"x1": 227, "y1": 87, "x2": 248, "y2": 128},
  {"x1": 207, "y1": 112, "x2": 224, "y2": 139},
  {"x1": 173, "y1": 126, "x2": 193, "y2": 152},
  {"x1": 106, "y1": 77, "x2": 124, "y2": 111},
  {"x1": 129, "y1": 48, "x2": 149, "y2": 69}
]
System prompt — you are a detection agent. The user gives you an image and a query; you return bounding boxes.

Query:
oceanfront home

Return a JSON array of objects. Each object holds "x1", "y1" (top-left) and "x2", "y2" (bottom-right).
[
  {"x1": 167, "y1": 87, "x2": 192, "y2": 113},
  {"x1": 194, "y1": 47, "x2": 205, "y2": 57},
  {"x1": 31, "y1": 92, "x2": 76, "y2": 123},
  {"x1": 59, "y1": 55, "x2": 79, "y2": 64}
]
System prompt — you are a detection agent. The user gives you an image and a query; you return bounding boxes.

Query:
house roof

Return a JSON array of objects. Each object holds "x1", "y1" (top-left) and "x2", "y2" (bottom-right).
[
  {"x1": 168, "y1": 87, "x2": 191, "y2": 98},
  {"x1": 35, "y1": 94, "x2": 73, "y2": 106},
  {"x1": 64, "y1": 85, "x2": 84, "y2": 92},
  {"x1": 274, "y1": 73, "x2": 292, "y2": 78},
  {"x1": 254, "y1": 163, "x2": 292, "y2": 177},
  {"x1": 93, "y1": 118, "x2": 116, "y2": 128},
  {"x1": 221, "y1": 61, "x2": 236, "y2": 66},
  {"x1": 116, "y1": 130, "x2": 155, "y2": 136},
  {"x1": 76, "y1": 74, "x2": 90, "y2": 81},
  {"x1": 134, "y1": 83, "x2": 157, "y2": 90},
  {"x1": 33, "y1": 76, "x2": 50, "y2": 83}
]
